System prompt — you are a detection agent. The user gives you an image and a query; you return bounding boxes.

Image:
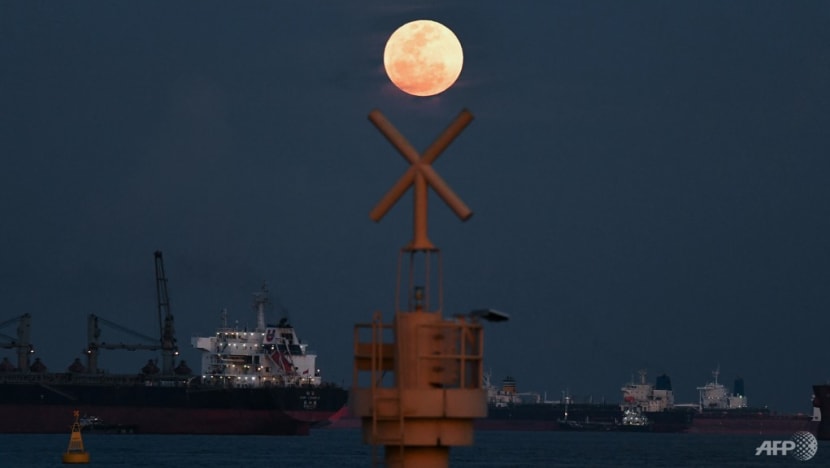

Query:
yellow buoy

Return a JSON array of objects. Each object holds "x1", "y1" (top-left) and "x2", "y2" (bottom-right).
[{"x1": 62, "y1": 410, "x2": 90, "y2": 464}]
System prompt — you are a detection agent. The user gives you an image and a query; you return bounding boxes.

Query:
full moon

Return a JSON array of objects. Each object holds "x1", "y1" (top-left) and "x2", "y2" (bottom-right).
[{"x1": 383, "y1": 20, "x2": 464, "y2": 97}]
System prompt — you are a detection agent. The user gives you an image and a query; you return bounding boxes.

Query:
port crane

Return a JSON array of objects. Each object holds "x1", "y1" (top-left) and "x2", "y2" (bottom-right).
[
  {"x1": 0, "y1": 313, "x2": 34, "y2": 371},
  {"x1": 85, "y1": 251, "x2": 179, "y2": 374}
]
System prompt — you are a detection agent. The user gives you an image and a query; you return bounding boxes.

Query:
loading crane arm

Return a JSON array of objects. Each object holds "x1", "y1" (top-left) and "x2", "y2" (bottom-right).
[
  {"x1": 84, "y1": 251, "x2": 181, "y2": 375},
  {"x1": 0, "y1": 313, "x2": 34, "y2": 370}
]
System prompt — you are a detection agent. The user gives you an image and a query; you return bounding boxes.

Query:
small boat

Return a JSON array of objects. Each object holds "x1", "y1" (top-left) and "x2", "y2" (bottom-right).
[
  {"x1": 61, "y1": 410, "x2": 90, "y2": 464},
  {"x1": 557, "y1": 417, "x2": 653, "y2": 432},
  {"x1": 79, "y1": 415, "x2": 101, "y2": 427},
  {"x1": 558, "y1": 404, "x2": 653, "y2": 432},
  {"x1": 79, "y1": 415, "x2": 138, "y2": 434}
]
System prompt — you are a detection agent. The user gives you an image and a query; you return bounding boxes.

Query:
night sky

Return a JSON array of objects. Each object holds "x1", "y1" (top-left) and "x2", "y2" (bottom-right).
[{"x1": 2, "y1": 1, "x2": 829, "y2": 413}]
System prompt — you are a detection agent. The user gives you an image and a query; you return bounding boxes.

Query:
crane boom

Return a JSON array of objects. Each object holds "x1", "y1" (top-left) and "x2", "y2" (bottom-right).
[
  {"x1": 155, "y1": 251, "x2": 178, "y2": 374},
  {"x1": 97, "y1": 343, "x2": 161, "y2": 351},
  {"x1": 92, "y1": 314, "x2": 158, "y2": 344},
  {"x1": 154, "y1": 251, "x2": 171, "y2": 338},
  {"x1": 0, "y1": 313, "x2": 33, "y2": 370},
  {"x1": 84, "y1": 251, "x2": 179, "y2": 374}
]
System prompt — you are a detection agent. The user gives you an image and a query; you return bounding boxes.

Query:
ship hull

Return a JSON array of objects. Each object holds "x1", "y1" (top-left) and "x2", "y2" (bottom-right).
[
  {"x1": 0, "y1": 379, "x2": 348, "y2": 435},
  {"x1": 0, "y1": 404, "x2": 316, "y2": 435},
  {"x1": 478, "y1": 403, "x2": 693, "y2": 433},
  {"x1": 813, "y1": 384, "x2": 830, "y2": 440},
  {"x1": 558, "y1": 418, "x2": 652, "y2": 432},
  {"x1": 689, "y1": 410, "x2": 817, "y2": 436}
]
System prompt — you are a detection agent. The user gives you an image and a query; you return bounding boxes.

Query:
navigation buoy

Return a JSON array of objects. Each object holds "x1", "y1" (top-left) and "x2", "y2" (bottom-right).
[{"x1": 62, "y1": 410, "x2": 90, "y2": 464}]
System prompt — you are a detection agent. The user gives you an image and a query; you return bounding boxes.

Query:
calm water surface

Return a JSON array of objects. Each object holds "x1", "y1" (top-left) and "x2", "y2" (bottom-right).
[{"x1": 2, "y1": 429, "x2": 827, "y2": 467}]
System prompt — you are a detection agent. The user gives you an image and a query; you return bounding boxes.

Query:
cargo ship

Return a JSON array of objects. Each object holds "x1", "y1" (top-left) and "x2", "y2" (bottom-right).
[
  {"x1": 477, "y1": 368, "x2": 816, "y2": 435},
  {"x1": 478, "y1": 375, "x2": 620, "y2": 431},
  {"x1": 476, "y1": 373, "x2": 694, "y2": 432},
  {"x1": 685, "y1": 368, "x2": 816, "y2": 435},
  {"x1": 0, "y1": 252, "x2": 347, "y2": 435}
]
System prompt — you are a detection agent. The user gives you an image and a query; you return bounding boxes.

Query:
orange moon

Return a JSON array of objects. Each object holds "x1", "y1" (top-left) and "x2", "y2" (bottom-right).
[{"x1": 383, "y1": 20, "x2": 464, "y2": 97}]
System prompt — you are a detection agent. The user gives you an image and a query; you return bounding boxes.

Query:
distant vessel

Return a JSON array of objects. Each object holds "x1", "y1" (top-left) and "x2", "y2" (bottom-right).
[
  {"x1": 558, "y1": 405, "x2": 652, "y2": 432},
  {"x1": 620, "y1": 371, "x2": 696, "y2": 433},
  {"x1": 78, "y1": 415, "x2": 137, "y2": 434},
  {"x1": 477, "y1": 374, "x2": 691, "y2": 432},
  {"x1": 688, "y1": 368, "x2": 815, "y2": 435},
  {"x1": 478, "y1": 368, "x2": 816, "y2": 435},
  {"x1": 478, "y1": 375, "x2": 618, "y2": 431},
  {"x1": 0, "y1": 253, "x2": 347, "y2": 435}
]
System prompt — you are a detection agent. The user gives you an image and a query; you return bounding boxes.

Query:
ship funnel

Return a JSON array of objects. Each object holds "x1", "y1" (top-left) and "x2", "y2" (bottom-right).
[
  {"x1": 733, "y1": 377, "x2": 745, "y2": 396},
  {"x1": 253, "y1": 285, "x2": 268, "y2": 332},
  {"x1": 502, "y1": 376, "x2": 517, "y2": 394},
  {"x1": 655, "y1": 374, "x2": 672, "y2": 391}
]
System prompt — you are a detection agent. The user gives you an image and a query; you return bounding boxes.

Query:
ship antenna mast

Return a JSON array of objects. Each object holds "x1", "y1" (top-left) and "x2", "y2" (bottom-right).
[
  {"x1": 220, "y1": 308, "x2": 228, "y2": 329},
  {"x1": 253, "y1": 283, "x2": 269, "y2": 332}
]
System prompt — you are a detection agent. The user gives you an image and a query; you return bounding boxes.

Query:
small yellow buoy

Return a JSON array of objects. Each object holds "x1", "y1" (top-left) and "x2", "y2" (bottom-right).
[{"x1": 62, "y1": 410, "x2": 90, "y2": 464}]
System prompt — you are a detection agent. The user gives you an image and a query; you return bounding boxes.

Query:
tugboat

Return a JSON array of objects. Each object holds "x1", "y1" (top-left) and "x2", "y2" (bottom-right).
[
  {"x1": 79, "y1": 415, "x2": 137, "y2": 434},
  {"x1": 558, "y1": 399, "x2": 653, "y2": 432},
  {"x1": 61, "y1": 410, "x2": 90, "y2": 464}
]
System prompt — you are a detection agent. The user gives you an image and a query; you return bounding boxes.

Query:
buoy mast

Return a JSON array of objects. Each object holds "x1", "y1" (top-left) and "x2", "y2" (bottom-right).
[{"x1": 352, "y1": 109, "x2": 496, "y2": 467}]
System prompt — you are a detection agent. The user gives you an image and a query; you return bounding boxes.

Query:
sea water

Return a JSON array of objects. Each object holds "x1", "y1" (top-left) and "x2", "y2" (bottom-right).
[{"x1": 2, "y1": 429, "x2": 826, "y2": 467}]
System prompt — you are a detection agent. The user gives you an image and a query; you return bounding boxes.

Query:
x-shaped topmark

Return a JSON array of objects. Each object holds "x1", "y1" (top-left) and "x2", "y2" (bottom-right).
[{"x1": 368, "y1": 109, "x2": 474, "y2": 251}]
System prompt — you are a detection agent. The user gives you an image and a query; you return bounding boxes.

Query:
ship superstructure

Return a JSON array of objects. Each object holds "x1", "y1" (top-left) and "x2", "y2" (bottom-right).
[
  {"x1": 485, "y1": 374, "x2": 544, "y2": 407},
  {"x1": 696, "y1": 368, "x2": 748, "y2": 411},
  {"x1": 192, "y1": 286, "x2": 321, "y2": 388},
  {"x1": 616, "y1": 371, "x2": 695, "y2": 432},
  {"x1": 679, "y1": 367, "x2": 815, "y2": 435},
  {"x1": 621, "y1": 370, "x2": 674, "y2": 413}
]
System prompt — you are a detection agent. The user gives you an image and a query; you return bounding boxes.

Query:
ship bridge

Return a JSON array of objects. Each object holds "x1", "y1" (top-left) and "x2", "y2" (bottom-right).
[{"x1": 192, "y1": 293, "x2": 321, "y2": 389}]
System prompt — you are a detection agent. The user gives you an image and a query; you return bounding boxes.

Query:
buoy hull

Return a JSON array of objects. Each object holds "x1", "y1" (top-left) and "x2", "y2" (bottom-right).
[{"x1": 62, "y1": 452, "x2": 90, "y2": 464}]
